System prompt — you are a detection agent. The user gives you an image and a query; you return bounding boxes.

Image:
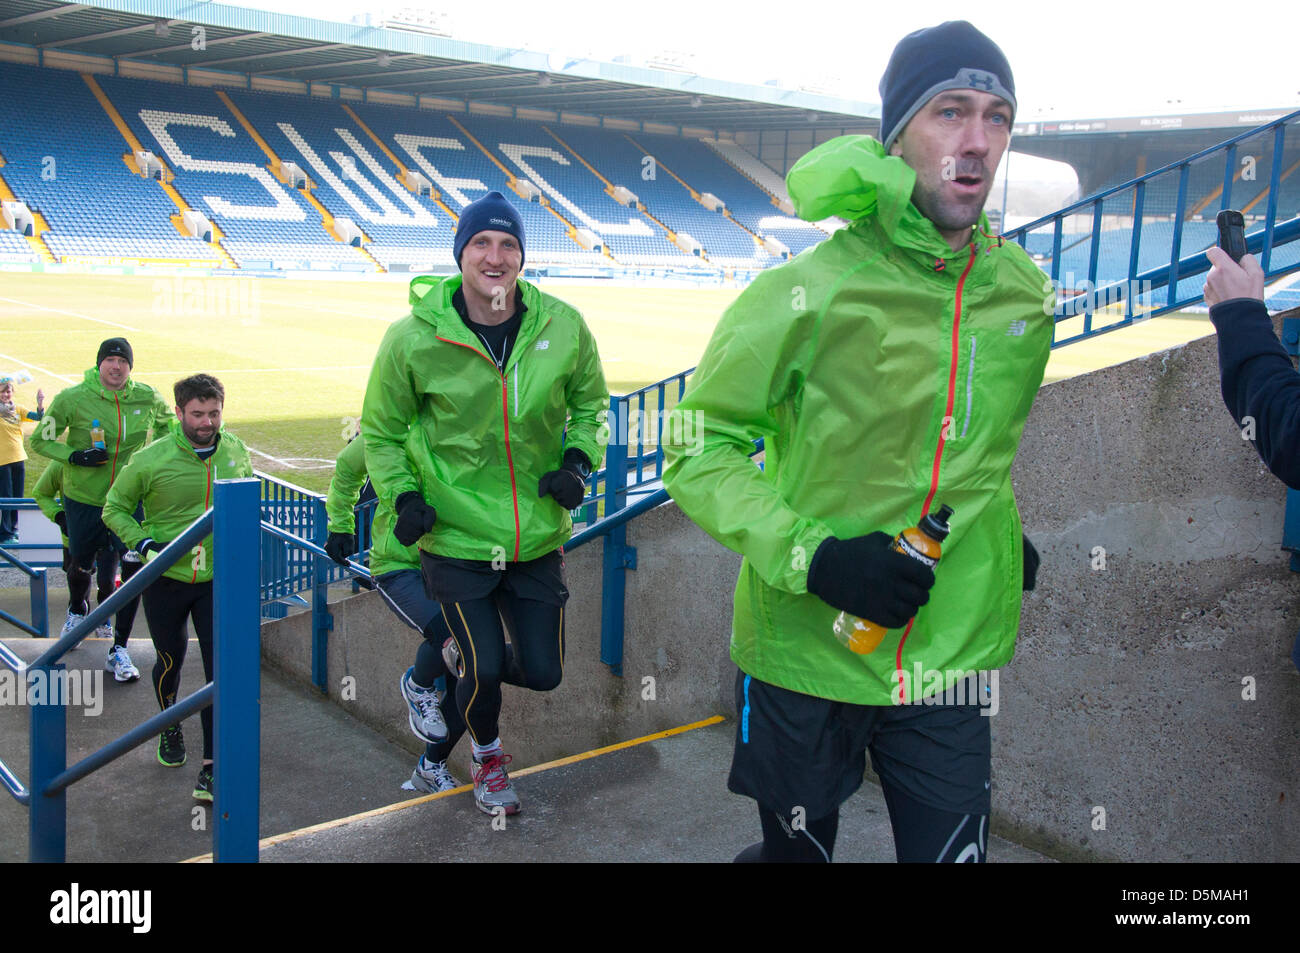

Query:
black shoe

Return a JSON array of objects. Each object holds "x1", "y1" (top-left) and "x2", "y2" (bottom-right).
[
  {"x1": 157, "y1": 725, "x2": 186, "y2": 767},
  {"x1": 193, "y1": 765, "x2": 213, "y2": 802}
]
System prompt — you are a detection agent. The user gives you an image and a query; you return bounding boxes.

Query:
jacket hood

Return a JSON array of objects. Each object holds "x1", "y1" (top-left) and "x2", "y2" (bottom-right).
[{"x1": 786, "y1": 135, "x2": 990, "y2": 257}]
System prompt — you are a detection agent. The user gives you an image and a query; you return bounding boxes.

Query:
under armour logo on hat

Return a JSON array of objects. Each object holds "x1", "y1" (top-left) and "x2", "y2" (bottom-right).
[{"x1": 966, "y1": 71, "x2": 995, "y2": 91}]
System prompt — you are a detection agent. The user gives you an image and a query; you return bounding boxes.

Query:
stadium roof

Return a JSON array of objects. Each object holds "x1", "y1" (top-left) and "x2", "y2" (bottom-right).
[{"x1": 0, "y1": 0, "x2": 881, "y2": 132}]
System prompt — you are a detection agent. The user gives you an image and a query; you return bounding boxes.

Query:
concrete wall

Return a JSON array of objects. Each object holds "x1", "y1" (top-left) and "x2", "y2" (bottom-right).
[
  {"x1": 260, "y1": 506, "x2": 739, "y2": 782},
  {"x1": 1006, "y1": 325, "x2": 1299, "y2": 862},
  {"x1": 262, "y1": 324, "x2": 1300, "y2": 860}
]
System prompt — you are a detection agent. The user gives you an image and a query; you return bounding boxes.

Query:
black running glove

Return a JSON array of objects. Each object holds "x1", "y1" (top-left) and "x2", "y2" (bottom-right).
[
  {"x1": 538, "y1": 449, "x2": 591, "y2": 510},
  {"x1": 69, "y1": 448, "x2": 108, "y2": 467},
  {"x1": 806, "y1": 532, "x2": 936, "y2": 629},
  {"x1": 1022, "y1": 534, "x2": 1039, "y2": 591},
  {"x1": 393, "y1": 492, "x2": 437, "y2": 546},
  {"x1": 324, "y1": 532, "x2": 356, "y2": 565},
  {"x1": 53, "y1": 511, "x2": 67, "y2": 532},
  {"x1": 137, "y1": 538, "x2": 164, "y2": 558}
]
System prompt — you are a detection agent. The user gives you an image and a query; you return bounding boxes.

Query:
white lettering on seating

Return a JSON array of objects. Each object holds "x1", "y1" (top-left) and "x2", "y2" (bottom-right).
[
  {"x1": 138, "y1": 110, "x2": 306, "y2": 222},
  {"x1": 497, "y1": 143, "x2": 652, "y2": 236},
  {"x1": 278, "y1": 123, "x2": 438, "y2": 227},
  {"x1": 392, "y1": 134, "x2": 488, "y2": 208}
]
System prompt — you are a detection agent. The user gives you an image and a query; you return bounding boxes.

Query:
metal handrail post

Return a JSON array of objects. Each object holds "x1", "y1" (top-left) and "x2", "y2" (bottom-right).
[
  {"x1": 600, "y1": 394, "x2": 632, "y2": 675},
  {"x1": 28, "y1": 662, "x2": 66, "y2": 862},
  {"x1": 213, "y1": 479, "x2": 261, "y2": 863},
  {"x1": 311, "y1": 496, "x2": 330, "y2": 693},
  {"x1": 30, "y1": 567, "x2": 48, "y2": 638}
]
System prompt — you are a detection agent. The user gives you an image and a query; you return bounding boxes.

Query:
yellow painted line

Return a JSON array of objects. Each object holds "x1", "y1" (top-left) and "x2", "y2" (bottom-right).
[
  {"x1": 623, "y1": 132, "x2": 699, "y2": 199},
  {"x1": 83, "y1": 74, "x2": 145, "y2": 154},
  {"x1": 215, "y1": 89, "x2": 278, "y2": 165},
  {"x1": 339, "y1": 103, "x2": 408, "y2": 177},
  {"x1": 179, "y1": 713, "x2": 726, "y2": 863},
  {"x1": 544, "y1": 125, "x2": 613, "y2": 190},
  {"x1": 446, "y1": 114, "x2": 515, "y2": 184}
]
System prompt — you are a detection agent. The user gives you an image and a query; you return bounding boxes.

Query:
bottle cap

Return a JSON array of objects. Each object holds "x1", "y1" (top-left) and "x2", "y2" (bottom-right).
[{"x1": 920, "y1": 504, "x2": 954, "y2": 541}]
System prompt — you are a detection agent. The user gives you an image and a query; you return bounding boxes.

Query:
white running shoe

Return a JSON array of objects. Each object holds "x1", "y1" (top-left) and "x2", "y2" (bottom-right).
[
  {"x1": 122, "y1": 550, "x2": 143, "y2": 564},
  {"x1": 60, "y1": 612, "x2": 85, "y2": 638},
  {"x1": 401, "y1": 756, "x2": 459, "y2": 793},
  {"x1": 96, "y1": 622, "x2": 115, "y2": 640},
  {"x1": 399, "y1": 667, "x2": 448, "y2": 742},
  {"x1": 472, "y1": 750, "x2": 521, "y2": 816},
  {"x1": 107, "y1": 645, "x2": 140, "y2": 682},
  {"x1": 441, "y1": 637, "x2": 464, "y2": 679}
]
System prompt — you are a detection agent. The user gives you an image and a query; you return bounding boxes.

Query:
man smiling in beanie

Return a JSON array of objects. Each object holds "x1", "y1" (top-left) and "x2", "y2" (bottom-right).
[
  {"x1": 362, "y1": 190, "x2": 608, "y2": 817},
  {"x1": 664, "y1": 21, "x2": 1051, "y2": 862},
  {"x1": 32, "y1": 337, "x2": 172, "y2": 681}
]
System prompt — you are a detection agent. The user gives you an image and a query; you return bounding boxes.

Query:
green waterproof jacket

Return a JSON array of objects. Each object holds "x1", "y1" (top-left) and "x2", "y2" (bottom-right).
[
  {"x1": 362, "y1": 275, "x2": 609, "y2": 562},
  {"x1": 662, "y1": 135, "x2": 1052, "y2": 705},
  {"x1": 30, "y1": 369, "x2": 172, "y2": 507},
  {"x1": 325, "y1": 434, "x2": 414, "y2": 577},
  {"x1": 103, "y1": 419, "x2": 254, "y2": 584}
]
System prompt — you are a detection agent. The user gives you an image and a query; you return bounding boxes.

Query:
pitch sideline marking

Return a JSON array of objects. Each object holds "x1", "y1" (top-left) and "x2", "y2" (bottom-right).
[{"x1": 0, "y1": 295, "x2": 140, "y2": 332}]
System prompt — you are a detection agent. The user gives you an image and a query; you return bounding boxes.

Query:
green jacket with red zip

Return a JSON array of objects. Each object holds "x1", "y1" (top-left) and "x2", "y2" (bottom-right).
[
  {"x1": 361, "y1": 274, "x2": 609, "y2": 562},
  {"x1": 30, "y1": 368, "x2": 172, "y2": 507},
  {"x1": 662, "y1": 135, "x2": 1053, "y2": 706},
  {"x1": 102, "y1": 418, "x2": 253, "y2": 585}
]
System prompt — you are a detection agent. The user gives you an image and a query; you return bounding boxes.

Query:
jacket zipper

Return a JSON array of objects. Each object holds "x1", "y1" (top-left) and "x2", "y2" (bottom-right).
[
  {"x1": 436, "y1": 335, "x2": 522, "y2": 561},
  {"x1": 895, "y1": 243, "x2": 977, "y2": 701},
  {"x1": 196, "y1": 454, "x2": 211, "y2": 584},
  {"x1": 111, "y1": 393, "x2": 122, "y2": 482}
]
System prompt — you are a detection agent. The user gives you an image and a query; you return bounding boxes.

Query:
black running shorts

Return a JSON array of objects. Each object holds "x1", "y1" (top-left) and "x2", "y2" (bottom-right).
[
  {"x1": 729, "y1": 669, "x2": 992, "y2": 822},
  {"x1": 419, "y1": 548, "x2": 569, "y2": 607}
]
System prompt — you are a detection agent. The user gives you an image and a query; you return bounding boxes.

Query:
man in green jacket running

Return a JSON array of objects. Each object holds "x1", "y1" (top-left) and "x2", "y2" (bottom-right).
[
  {"x1": 103, "y1": 374, "x2": 254, "y2": 803},
  {"x1": 32, "y1": 338, "x2": 172, "y2": 682},
  {"x1": 663, "y1": 21, "x2": 1050, "y2": 863},
  {"x1": 362, "y1": 191, "x2": 609, "y2": 816}
]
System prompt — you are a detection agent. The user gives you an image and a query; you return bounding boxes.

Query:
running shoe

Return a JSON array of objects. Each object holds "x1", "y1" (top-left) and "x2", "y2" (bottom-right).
[
  {"x1": 96, "y1": 622, "x2": 116, "y2": 641},
  {"x1": 158, "y1": 725, "x2": 186, "y2": 767},
  {"x1": 471, "y1": 750, "x2": 521, "y2": 816},
  {"x1": 401, "y1": 756, "x2": 459, "y2": 794},
  {"x1": 441, "y1": 636, "x2": 464, "y2": 679},
  {"x1": 107, "y1": 644, "x2": 139, "y2": 682},
  {"x1": 193, "y1": 765, "x2": 213, "y2": 802},
  {"x1": 60, "y1": 612, "x2": 85, "y2": 638},
  {"x1": 122, "y1": 549, "x2": 143, "y2": 564},
  {"x1": 399, "y1": 667, "x2": 448, "y2": 742}
]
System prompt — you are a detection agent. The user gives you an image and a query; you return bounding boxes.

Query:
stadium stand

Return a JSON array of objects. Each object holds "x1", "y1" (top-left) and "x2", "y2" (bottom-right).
[
  {"x1": 347, "y1": 101, "x2": 605, "y2": 268},
  {"x1": 0, "y1": 227, "x2": 38, "y2": 262},
  {"x1": 548, "y1": 124, "x2": 765, "y2": 268},
  {"x1": 223, "y1": 89, "x2": 448, "y2": 269},
  {"x1": 456, "y1": 115, "x2": 701, "y2": 268},
  {"x1": 94, "y1": 74, "x2": 365, "y2": 270},
  {"x1": 0, "y1": 63, "x2": 217, "y2": 264},
  {"x1": 632, "y1": 131, "x2": 829, "y2": 256}
]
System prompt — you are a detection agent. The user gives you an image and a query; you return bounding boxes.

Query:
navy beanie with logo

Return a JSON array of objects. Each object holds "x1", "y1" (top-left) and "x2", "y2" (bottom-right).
[
  {"x1": 97, "y1": 337, "x2": 133, "y2": 369},
  {"x1": 879, "y1": 20, "x2": 1016, "y2": 152},
  {"x1": 453, "y1": 191, "x2": 526, "y2": 269}
]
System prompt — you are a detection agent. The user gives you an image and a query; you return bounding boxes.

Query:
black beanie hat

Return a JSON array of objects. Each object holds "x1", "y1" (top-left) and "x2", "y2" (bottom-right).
[
  {"x1": 453, "y1": 191, "x2": 526, "y2": 270},
  {"x1": 879, "y1": 20, "x2": 1016, "y2": 153},
  {"x1": 97, "y1": 337, "x2": 133, "y2": 369}
]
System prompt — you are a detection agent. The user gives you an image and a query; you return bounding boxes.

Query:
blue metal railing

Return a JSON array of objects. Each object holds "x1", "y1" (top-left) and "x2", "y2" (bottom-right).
[
  {"x1": 0, "y1": 502, "x2": 49, "y2": 639},
  {"x1": 1006, "y1": 109, "x2": 1300, "y2": 347},
  {"x1": 2, "y1": 478, "x2": 262, "y2": 862}
]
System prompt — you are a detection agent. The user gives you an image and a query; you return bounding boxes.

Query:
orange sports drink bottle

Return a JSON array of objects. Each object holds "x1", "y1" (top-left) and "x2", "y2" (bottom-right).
[
  {"x1": 832, "y1": 504, "x2": 953, "y2": 654},
  {"x1": 90, "y1": 419, "x2": 106, "y2": 450}
]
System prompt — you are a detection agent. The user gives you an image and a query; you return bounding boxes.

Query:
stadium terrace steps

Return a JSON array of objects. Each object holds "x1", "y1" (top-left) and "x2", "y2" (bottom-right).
[{"x1": 0, "y1": 163, "x2": 53, "y2": 263}]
